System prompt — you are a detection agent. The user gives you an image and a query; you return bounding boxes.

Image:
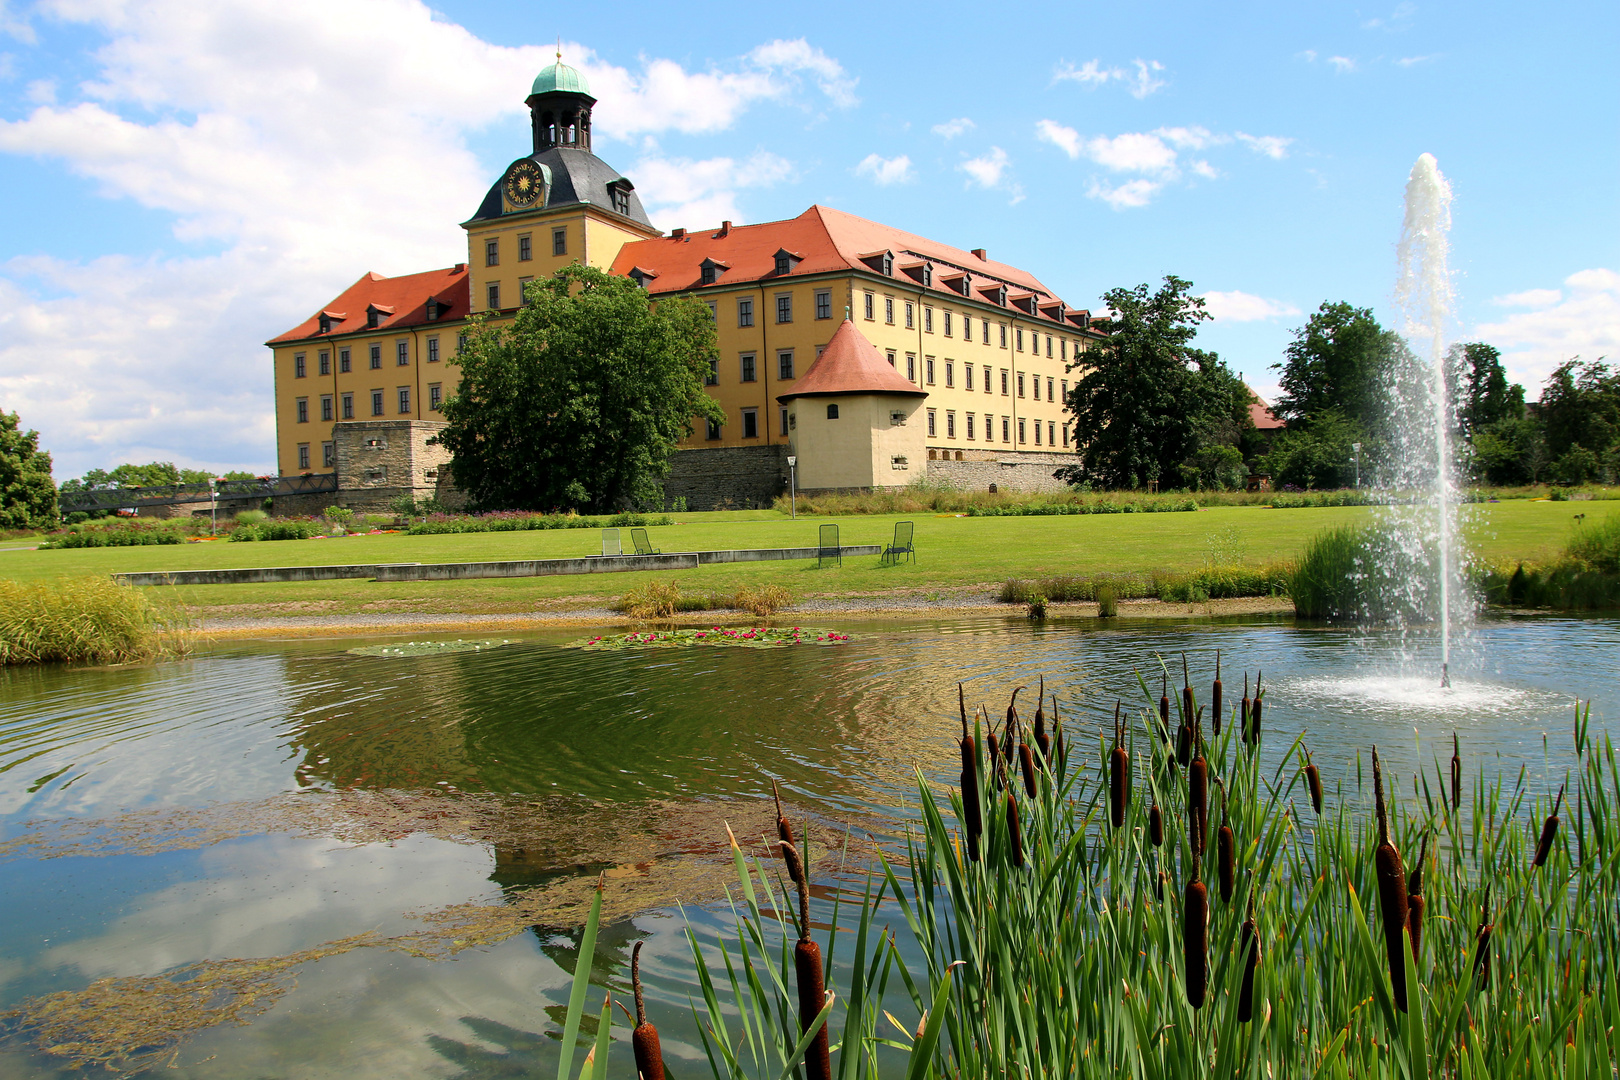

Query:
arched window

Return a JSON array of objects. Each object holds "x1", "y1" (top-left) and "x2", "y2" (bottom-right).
[{"x1": 826, "y1": 403, "x2": 840, "y2": 420}]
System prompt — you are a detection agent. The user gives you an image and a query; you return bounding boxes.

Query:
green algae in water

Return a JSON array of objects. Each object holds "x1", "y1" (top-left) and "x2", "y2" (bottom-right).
[
  {"x1": 566, "y1": 627, "x2": 850, "y2": 650},
  {"x1": 346, "y1": 638, "x2": 516, "y2": 657}
]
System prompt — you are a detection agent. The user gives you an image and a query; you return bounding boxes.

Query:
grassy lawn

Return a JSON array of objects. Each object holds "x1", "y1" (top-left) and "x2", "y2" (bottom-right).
[{"x1": 0, "y1": 500, "x2": 1610, "y2": 618}]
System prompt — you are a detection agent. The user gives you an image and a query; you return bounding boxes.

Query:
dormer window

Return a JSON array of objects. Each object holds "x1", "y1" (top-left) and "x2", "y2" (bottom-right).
[
  {"x1": 366, "y1": 304, "x2": 393, "y2": 329},
  {"x1": 881, "y1": 253, "x2": 893, "y2": 276},
  {"x1": 921, "y1": 263, "x2": 933, "y2": 287},
  {"x1": 990, "y1": 285, "x2": 1007, "y2": 306},
  {"x1": 1079, "y1": 312, "x2": 1091, "y2": 331},
  {"x1": 859, "y1": 250, "x2": 894, "y2": 276},
  {"x1": 425, "y1": 298, "x2": 443, "y2": 322},
  {"x1": 607, "y1": 178, "x2": 634, "y2": 216},
  {"x1": 627, "y1": 266, "x2": 659, "y2": 289},
  {"x1": 317, "y1": 310, "x2": 345, "y2": 335},
  {"x1": 772, "y1": 248, "x2": 802, "y2": 276},
  {"x1": 699, "y1": 257, "x2": 728, "y2": 286}
]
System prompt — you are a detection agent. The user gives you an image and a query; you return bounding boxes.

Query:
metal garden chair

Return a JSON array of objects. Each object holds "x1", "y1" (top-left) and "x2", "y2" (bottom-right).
[
  {"x1": 601, "y1": 528, "x2": 621, "y2": 556},
  {"x1": 817, "y1": 523, "x2": 841, "y2": 568},
  {"x1": 630, "y1": 527, "x2": 660, "y2": 556},
  {"x1": 881, "y1": 520, "x2": 916, "y2": 565}
]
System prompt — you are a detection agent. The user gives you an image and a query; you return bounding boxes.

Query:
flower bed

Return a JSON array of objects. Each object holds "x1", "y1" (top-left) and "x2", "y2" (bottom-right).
[{"x1": 566, "y1": 627, "x2": 849, "y2": 650}]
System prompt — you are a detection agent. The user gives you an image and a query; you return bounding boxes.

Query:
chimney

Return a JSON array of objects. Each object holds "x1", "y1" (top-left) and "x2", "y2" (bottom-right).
[
  {"x1": 671, "y1": 228, "x2": 685, "y2": 240},
  {"x1": 971, "y1": 248, "x2": 987, "y2": 261},
  {"x1": 716, "y1": 220, "x2": 732, "y2": 237},
  {"x1": 453, "y1": 262, "x2": 466, "y2": 273}
]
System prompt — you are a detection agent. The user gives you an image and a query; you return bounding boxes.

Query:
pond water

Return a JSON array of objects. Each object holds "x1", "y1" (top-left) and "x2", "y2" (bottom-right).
[{"x1": 0, "y1": 613, "x2": 1613, "y2": 1078}]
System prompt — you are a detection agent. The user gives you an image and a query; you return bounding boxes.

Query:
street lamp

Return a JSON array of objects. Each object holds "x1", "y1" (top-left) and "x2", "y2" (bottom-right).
[
  {"x1": 210, "y1": 477, "x2": 219, "y2": 536},
  {"x1": 1352, "y1": 442, "x2": 1362, "y2": 489},
  {"x1": 787, "y1": 456, "x2": 798, "y2": 519}
]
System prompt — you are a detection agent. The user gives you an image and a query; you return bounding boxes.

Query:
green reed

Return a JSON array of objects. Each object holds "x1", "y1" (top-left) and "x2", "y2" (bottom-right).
[{"x1": 0, "y1": 577, "x2": 193, "y2": 665}]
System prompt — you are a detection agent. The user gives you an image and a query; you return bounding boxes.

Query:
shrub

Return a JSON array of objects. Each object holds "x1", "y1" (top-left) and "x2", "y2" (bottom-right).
[
  {"x1": 322, "y1": 506, "x2": 355, "y2": 527},
  {"x1": 1566, "y1": 513, "x2": 1620, "y2": 574},
  {"x1": 0, "y1": 577, "x2": 193, "y2": 665},
  {"x1": 233, "y1": 509, "x2": 268, "y2": 526},
  {"x1": 621, "y1": 580, "x2": 682, "y2": 619},
  {"x1": 1290, "y1": 523, "x2": 1439, "y2": 621},
  {"x1": 64, "y1": 511, "x2": 89, "y2": 525},
  {"x1": 733, "y1": 583, "x2": 792, "y2": 617},
  {"x1": 39, "y1": 526, "x2": 183, "y2": 548},
  {"x1": 1025, "y1": 595, "x2": 1048, "y2": 619},
  {"x1": 408, "y1": 511, "x2": 673, "y2": 535},
  {"x1": 230, "y1": 519, "x2": 322, "y2": 542},
  {"x1": 1482, "y1": 513, "x2": 1620, "y2": 610},
  {"x1": 1096, "y1": 584, "x2": 1118, "y2": 617},
  {"x1": 999, "y1": 567, "x2": 1288, "y2": 608}
]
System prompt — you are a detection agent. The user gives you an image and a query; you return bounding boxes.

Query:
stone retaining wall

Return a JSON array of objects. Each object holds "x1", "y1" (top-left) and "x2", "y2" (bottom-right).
[
  {"x1": 663, "y1": 445, "x2": 788, "y2": 511},
  {"x1": 926, "y1": 450, "x2": 1075, "y2": 494}
]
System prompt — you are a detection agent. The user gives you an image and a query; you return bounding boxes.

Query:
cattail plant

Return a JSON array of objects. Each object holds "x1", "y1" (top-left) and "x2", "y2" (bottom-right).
[
  {"x1": 1533, "y1": 783, "x2": 1565, "y2": 867},
  {"x1": 1407, "y1": 832, "x2": 1429, "y2": 962},
  {"x1": 1304, "y1": 749, "x2": 1324, "y2": 815},
  {"x1": 1217, "y1": 805, "x2": 1235, "y2": 904},
  {"x1": 1472, "y1": 888, "x2": 1494, "y2": 991},
  {"x1": 1237, "y1": 893, "x2": 1260, "y2": 1024},
  {"x1": 1184, "y1": 852, "x2": 1209, "y2": 1009},
  {"x1": 1004, "y1": 686, "x2": 1024, "y2": 770},
  {"x1": 1051, "y1": 697, "x2": 1065, "y2": 765},
  {"x1": 1211, "y1": 650, "x2": 1223, "y2": 736},
  {"x1": 958, "y1": 687, "x2": 982, "y2": 862},
  {"x1": 1033, "y1": 676, "x2": 1051, "y2": 762},
  {"x1": 783, "y1": 840, "x2": 831, "y2": 1080},
  {"x1": 1109, "y1": 703, "x2": 1128, "y2": 830},
  {"x1": 1371, "y1": 746, "x2": 1410, "y2": 1012},
  {"x1": 772, "y1": 780, "x2": 798, "y2": 881},
  {"x1": 1450, "y1": 732, "x2": 1462, "y2": 813},
  {"x1": 1247, "y1": 670, "x2": 1264, "y2": 746},
  {"x1": 630, "y1": 942, "x2": 666, "y2": 1080},
  {"x1": 1240, "y1": 672, "x2": 1252, "y2": 745},
  {"x1": 986, "y1": 728, "x2": 1004, "y2": 791},
  {"x1": 1188, "y1": 724, "x2": 1209, "y2": 857},
  {"x1": 1159, "y1": 671, "x2": 1171, "y2": 741},
  {"x1": 1181, "y1": 653, "x2": 1195, "y2": 728},
  {"x1": 1007, "y1": 792, "x2": 1024, "y2": 868},
  {"x1": 1150, "y1": 799, "x2": 1164, "y2": 847},
  {"x1": 1018, "y1": 739, "x2": 1038, "y2": 800}
]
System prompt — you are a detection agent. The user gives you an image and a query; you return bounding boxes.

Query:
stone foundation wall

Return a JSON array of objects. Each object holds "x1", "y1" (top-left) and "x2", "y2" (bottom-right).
[
  {"x1": 926, "y1": 449, "x2": 1076, "y2": 494},
  {"x1": 663, "y1": 444, "x2": 788, "y2": 511}
]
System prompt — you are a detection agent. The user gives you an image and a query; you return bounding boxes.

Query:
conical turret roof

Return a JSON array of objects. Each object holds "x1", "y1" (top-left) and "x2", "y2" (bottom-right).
[{"x1": 777, "y1": 319, "x2": 927, "y2": 402}]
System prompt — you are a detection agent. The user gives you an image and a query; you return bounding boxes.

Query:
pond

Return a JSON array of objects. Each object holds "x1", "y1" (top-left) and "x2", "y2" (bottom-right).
[{"x1": 0, "y1": 613, "x2": 1613, "y2": 1078}]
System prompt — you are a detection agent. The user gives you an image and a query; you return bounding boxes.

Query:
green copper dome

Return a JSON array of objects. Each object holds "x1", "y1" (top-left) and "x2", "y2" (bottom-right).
[{"x1": 531, "y1": 60, "x2": 590, "y2": 97}]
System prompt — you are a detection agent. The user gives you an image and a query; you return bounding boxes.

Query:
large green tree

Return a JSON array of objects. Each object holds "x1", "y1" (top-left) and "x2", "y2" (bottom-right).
[
  {"x1": 57, "y1": 462, "x2": 253, "y2": 492},
  {"x1": 1059, "y1": 276, "x2": 1251, "y2": 489},
  {"x1": 435, "y1": 264, "x2": 724, "y2": 512},
  {"x1": 1538, "y1": 358, "x2": 1619, "y2": 461},
  {"x1": 1271, "y1": 302, "x2": 1406, "y2": 431},
  {"x1": 1451, "y1": 342, "x2": 1525, "y2": 433},
  {"x1": 0, "y1": 410, "x2": 58, "y2": 530}
]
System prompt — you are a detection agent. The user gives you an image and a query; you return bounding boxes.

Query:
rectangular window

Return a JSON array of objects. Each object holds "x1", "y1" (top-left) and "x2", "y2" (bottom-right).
[
  {"x1": 1047, "y1": 377, "x2": 1055, "y2": 401},
  {"x1": 1062, "y1": 423, "x2": 1069, "y2": 447},
  {"x1": 999, "y1": 324, "x2": 1007, "y2": 348},
  {"x1": 1001, "y1": 370, "x2": 1009, "y2": 395},
  {"x1": 371, "y1": 390, "x2": 384, "y2": 416},
  {"x1": 397, "y1": 341, "x2": 409, "y2": 366},
  {"x1": 295, "y1": 397, "x2": 308, "y2": 423},
  {"x1": 320, "y1": 395, "x2": 333, "y2": 422},
  {"x1": 1002, "y1": 416, "x2": 1010, "y2": 442},
  {"x1": 1017, "y1": 372, "x2": 1025, "y2": 398},
  {"x1": 905, "y1": 302, "x2": 914, "y2": 329},
  {"x1": 963, "y1": 315, "x2": 972, "y2": 340},
  {"x1": 945, "y1": 361, "x2": 954, "y2": 387},
  {"x1": 780, "y1": 407, "x2": 790, "y2": 436},
  {"x1": 705, "y1": 359, "x2": 719, "y2": 386},
  {"x1": 1046, "y1": 335, "x2": 1053, "y2": 358},
  {"x1": 926, "y1": 357, "x2": 935, "y2": 385},
  {"x1": 924, "y1": 307, "x2": 933, "y2": 333},
  {"x1": 1049, "y1": 421, "x2": 1057, "y2": 446},
  {"x1": 775, "y1": 293, "x2": 792, "y2": 323},
  {"x1": 740, "y1": 353, "x2": 757, "y2": 382},
  {"x1": 886, "y1": 350, "x2": 897, "y2": 367},
  {"x1": 984, "y1": 365, "x2": 992, "y2": 393},
  {"x1": 927, "y1": 409, "x2": 936, "y2": 436},
  {"x1": 322, "y1": 441, "x2": 335, "y2": 468},
  {"x1": 518, "y1": 234, "x2": 532, "y2": 261},
  {"x1": 704, "y1": 301, "x2": 716, "y2": 321},
  {"x1": 1016, "y1": 328, "x2": 1024, "y2": 352},
  {"x1": 339, "y1": 347, "x2": 351, "y2": 373},
  {"x1": 398, "y1": 387, "x2": 410, "y2": 414},
  {"x1": 429, "y1": 384, "x2": 442, "y2": 410},
  {"x1": 815, "y1": 289, "x2": 831, "y2": 319},
  {"x1": 318, "y1": 351, "x2": 330, "y2": 376},
  {"x1": 485, "y1": 239, "x2": 499, "y2": 266},
  {"x1": 457, "y1": 333, "x2": 468, "y2": 354},
  {"x1": 984, "y1": 321, "x2": 992, "y2": 345},
  {"x1": 906, "y1": 354, "x2": 916, "y2": 382},
  {"x1": 964, "y1": 363, "x2": 974, "y2": 391},
  {"x1": 294, "y1": 353, "x2": 306, "y2": 378},
  {"x1": 706, "y1": 418, "x2": 721, "y2": 440},
  {"x1": 1061, "y1": 379, "x2": 1068, "y2": 401},
  {"x1": 967, "y1": 412, "x2": 976, "y2": 440},
  {"x1": 778, "y1": 351, "x2": 794, "y2": 380},
  {"x1": 341, "y1": 392, "x2": 354, "y2": 419},
  {"x1": 1019, "y1": 418, "x2": 1027, "y2": 443},
  {"x1": 944, "y1": 311, "x2": 953, "y2": 337},
  {"x1": 518, "y1": 276, "x2": 533, "y2": 304},
  {"x1": 737, "y1": 297, "x2": 754, "y2": 328},
  {"x1": 885, "y1": 297, "x2": 895, "y2": 324},
  {"x1": 298, "y1": 443, "x2": 310, "y2": 470},
  {"x1": 1061, "y1": 339, "x2": 1068, "y2": 361},
  {"x1": 946, "y1": 410, "x2": 956, "y2": 438},
  {"x1": 742, "y1": 408, "x2": 759, "y2": 439},
  {"x1": 428, "y1": 337, "x2": 440, "y2": 363},
  {"x1": 487, "y1": 282, "x2": 500, "y2": 310},
  {"x1": 864, "y1": 292, "x2": 875, "y2": 320},
  {"x1": 552, "y1": 228, "x2": 567, "y2": 256},
  {"x1": 1034, "y1": 419, "x2": 1042, "y2": 445}
]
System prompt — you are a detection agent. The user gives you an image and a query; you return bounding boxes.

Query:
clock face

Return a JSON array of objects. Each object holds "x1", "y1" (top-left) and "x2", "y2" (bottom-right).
[{"x1": 503, "y1": 160, "x2": 544, "y2": 209}]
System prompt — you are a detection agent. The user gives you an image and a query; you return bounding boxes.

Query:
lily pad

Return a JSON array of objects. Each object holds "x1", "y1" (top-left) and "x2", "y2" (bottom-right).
[
  {"x1": 346, "y1": 639, "x2": 515, "y2": 657},
  {"x1": 565, "y1": 627, "x2": 850, "y2": 650}
]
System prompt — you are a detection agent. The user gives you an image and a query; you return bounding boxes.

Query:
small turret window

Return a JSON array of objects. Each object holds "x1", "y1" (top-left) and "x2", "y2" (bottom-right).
[{"x1": 826, "y1": 403, "x2": 840, "y2": 420}]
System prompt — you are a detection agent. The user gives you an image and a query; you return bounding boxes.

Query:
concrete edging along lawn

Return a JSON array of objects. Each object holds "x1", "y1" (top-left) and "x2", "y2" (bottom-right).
[{"x1": 113, "y1": 545, "x2": 884, "y2": 587}]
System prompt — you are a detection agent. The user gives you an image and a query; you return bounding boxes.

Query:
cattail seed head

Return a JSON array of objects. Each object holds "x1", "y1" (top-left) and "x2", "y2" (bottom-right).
[
  {"x1": 1160, "y1": 672, "x2": 1171, "y2": 740},
  {"x1": 1305, "y1": 752, "x2": 1324, "y2": 815},
  {"x1": 986, "y1": 731, "x2": 1003, "y2": 790},
  {"x1": 1241, "y1": 672, "x2": 1252, "y2": 745},
  {"x1": 959, "y1": 694, "x2": 982, "y2": 863},
  {"x1": 1236, "y1": 900, "x2": 1259, "y2": 1024},
  {"x1": 1472, "y1": 888, "x2": 1493, "y2": 991},
  {"x1": 794, "y1": 937, "x2": 831, "y2": 1080},
  {"x1": 1109, "y1": 706, "x2": 1129, "y2": 830},
  {"x1": 1406, "y1": 833, "x2": 1428, "y2": 961},
  {"x1": 1007, "y1": 793, "x2": 1024, "y2": 868},
  {"x1": 1371, "y1": 747, "x2": 1410, "y2": 1012},
  {"x1": 1181, "y1": 653, "x2": 1194, "y2": 727},
  {"x1": 1450, "y1": 732, "x2": 1462, "y2": 813},
  {"x1": 1534, "y1": 783, "x2": 1565, "y2": 867},
  {"x1": 1211, "y1": 651, "x2": 1223, "y2": 737},
  {"x1": 1033, "y1": 677, "x2": 1050, "y2": 761},
  {"x1": 1248, "y1": 671, "x2": 1263, "y2": 745},
  {"x1": 772, "y1": 779, "x2": 796, "y2": 855},
  {"x1": 631, "y1": 942, "x2": 666, "y2": 1080},
  {"x1": 1019, "y1": 741, "x2": 1038, "y2": 800},
  {"x1": 1189, "y1": 755, "x2": 1209, "y2": 856},
  {"x1": 1149, "y1": 801, "x2": 1164, "y2": 847},
  {"x1": 780, "y1": 835, "x2": 806, "y2": 888},
  {"x1": 1177, "y1": 721, "x2": 1194, "y2": 767},
  {"x1": 1183, "y1": 856, "x2": 1209, "y2": 1009},
  {"x1": 1005, "y1": 687, "x2": 1024, "y2": 766},
  {"x1": 1217, "y1": 820, "x2": 1235, "y2": 903}
]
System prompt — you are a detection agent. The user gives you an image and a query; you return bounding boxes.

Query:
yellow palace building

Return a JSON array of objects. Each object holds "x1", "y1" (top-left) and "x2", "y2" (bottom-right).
[{"x1": 267, "y1": 57, "x2": 1102, "y2": 510}]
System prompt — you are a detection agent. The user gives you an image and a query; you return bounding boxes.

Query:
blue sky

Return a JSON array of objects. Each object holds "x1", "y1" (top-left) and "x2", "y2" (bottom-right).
[{"x1": 0, "y1": 0, "x2": 1614, "y2": 477}]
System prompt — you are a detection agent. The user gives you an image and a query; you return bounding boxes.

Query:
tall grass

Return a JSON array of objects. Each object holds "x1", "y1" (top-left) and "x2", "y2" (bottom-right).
[
  {"x1": 1483, "y1": 512, "x2": 1620, "y2": 611},
  {"x1": 998, "y1": 565, "x2": 1291, "y2": 607},
  {"x1": 663, "y1": 668, "x2": 1617, "y2": 1076},
  {"x1": 0, "y1": 578, "x2": 194, "y2": 665}
]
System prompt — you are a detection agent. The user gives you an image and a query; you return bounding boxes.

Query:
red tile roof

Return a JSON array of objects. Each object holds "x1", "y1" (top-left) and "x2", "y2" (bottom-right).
[
  {"x1": 777, "y1": 319, "x2": 928, "y2": 401},
  {"x1": 267, "y1": 266, "x2": 469, "y2": 344},
  {"x1": 1248, "y1": 390, "x2": 1286, "y2": 430},
  {"x1": 610, "y1": 205, "x2": 1093, "y2": 327}
]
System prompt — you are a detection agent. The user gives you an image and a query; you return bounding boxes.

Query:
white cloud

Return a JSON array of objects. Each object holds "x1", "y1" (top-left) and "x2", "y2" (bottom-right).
[
  {"x1": 1034, "y1": 119, "x2": 1082, "y2": 159},
  {"x1": 932, "y1": 117, "x2": 974, "y2": 139},
  {"x1": 1199, "y1": 290, "x2": 1302, "y2": 322},
  {"x1": 1190, "y1": 160, "x2": 1219, "y2": 179},
  {"x1": 1052, "y1": 57, "x2": 1166, "y2": 98},
  {"x1": 854, "y1": 152, "x2": 913, "y2": 186},
  {"x1": 24, "y1": 78, "x2": 56, "y2": 103},
  {"x1": 1236, "y1": 132, "x2": 1293, "y2": 159},
  {"x1": 1475, "y1": 269, "x2": 1620, "y2": 394},
  {"x1": 1298, "y1": 49, "x2": 1319, "y2": 63},
  {"x1": 960, "y1": 146, "x2": 1009, "y2": 189},
  {"x1": 1082, "y1": 131, "x2": 1179, "y2": 173},
  {"x1": 1396, "y1": 54, "x2": 1439, "y2": 67},
  {"x1": 1086, "y1": 178, "x2": 1164, "y2": 210},
  {"x1": 0, "y1": 2, "x2": 845, "y2": 476},
  {"x1": 1155, "y1": 126, "x2": 1224, "y2": 151},
  {"x1": 1328, "y1": 55, "x2": 1357, "y2": 73},
  {"x1": 0, "y1": 0, "x2": 34, "y2": 43},
  {"x1": 1363, "y1": 3, "x2": 1417, "y2": 31}
]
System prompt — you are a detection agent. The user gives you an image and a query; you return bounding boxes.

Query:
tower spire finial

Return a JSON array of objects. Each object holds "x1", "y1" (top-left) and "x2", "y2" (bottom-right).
[{"x1": 556, "y1": 36, "x2": 562, "y2": 62}]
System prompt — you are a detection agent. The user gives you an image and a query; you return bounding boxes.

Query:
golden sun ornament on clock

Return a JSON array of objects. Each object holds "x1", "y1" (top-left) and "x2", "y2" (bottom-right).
[{"x1": 504, "y1": 160, "x2": 544, "y2": 209}]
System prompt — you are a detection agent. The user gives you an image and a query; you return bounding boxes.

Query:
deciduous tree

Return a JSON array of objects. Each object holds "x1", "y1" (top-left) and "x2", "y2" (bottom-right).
[{"x1": 0, "y1": 410, "x2": 58, "y2": 530}]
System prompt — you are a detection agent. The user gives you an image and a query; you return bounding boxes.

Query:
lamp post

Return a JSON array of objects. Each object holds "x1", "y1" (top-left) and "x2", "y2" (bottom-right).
[
  {"x1": 210, "y1": 477, "x2": 219, "y2": 536},
  {"x1": 787, "y1": 456, "x2": 797, "y2": 519},
  {"x1": 1352, "y1": 442, "x2": 1362, "y2": 489}
]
